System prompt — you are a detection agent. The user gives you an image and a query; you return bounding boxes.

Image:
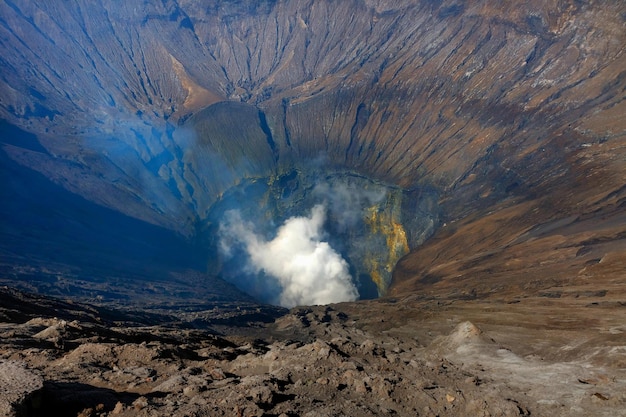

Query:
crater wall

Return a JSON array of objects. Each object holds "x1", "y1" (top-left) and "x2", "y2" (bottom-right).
[{"x1": 0, "y1": 0, "x2": 624, "y2": 302}]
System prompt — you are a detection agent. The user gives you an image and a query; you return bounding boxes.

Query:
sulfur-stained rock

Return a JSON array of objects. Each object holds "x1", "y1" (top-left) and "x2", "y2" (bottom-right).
[
  {"x1": 1, "y1": 0, "x2": 624, "y2": 305},
  {"x1": 0, "y1": 1, "x2": 625, "y2": 415}
]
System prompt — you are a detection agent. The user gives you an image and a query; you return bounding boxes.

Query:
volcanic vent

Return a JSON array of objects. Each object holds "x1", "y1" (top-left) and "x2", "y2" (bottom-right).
[
  {"x1": 179, "y1": 102, "x2": 440, "y2": 305},
  {"x1": 0, "y1": 0, "x2": 624, "y2": 307}
]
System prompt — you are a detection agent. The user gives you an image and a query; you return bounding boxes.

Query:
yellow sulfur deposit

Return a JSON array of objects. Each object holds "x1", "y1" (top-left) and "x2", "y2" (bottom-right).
[{"x1": 364, "y1": 198, "x2": 410, "y2": 295}]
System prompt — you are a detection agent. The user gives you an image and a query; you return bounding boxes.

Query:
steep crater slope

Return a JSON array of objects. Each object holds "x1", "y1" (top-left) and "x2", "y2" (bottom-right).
[{"x1": 0, "y1": 0, "x2": 624, "y2": 303}]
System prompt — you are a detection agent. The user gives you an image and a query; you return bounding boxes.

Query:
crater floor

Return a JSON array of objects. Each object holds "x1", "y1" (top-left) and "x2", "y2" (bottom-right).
[{"x1": 1, "y1": 287, "x2": 625, "y2": 417}]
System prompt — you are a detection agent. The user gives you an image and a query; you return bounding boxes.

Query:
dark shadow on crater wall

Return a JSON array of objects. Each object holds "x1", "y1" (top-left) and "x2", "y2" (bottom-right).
[{"x1": 0, "y1": 124, "x2": 208, "y2": 299}]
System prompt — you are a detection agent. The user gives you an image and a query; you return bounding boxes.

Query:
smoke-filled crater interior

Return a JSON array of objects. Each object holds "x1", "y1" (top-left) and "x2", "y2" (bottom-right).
[
  {"x1": 6, "y1": 1, "x2": 623, "y2": 314},
  {"x1": 182, "y1": 103, "x2": 439, "y2": 308}
]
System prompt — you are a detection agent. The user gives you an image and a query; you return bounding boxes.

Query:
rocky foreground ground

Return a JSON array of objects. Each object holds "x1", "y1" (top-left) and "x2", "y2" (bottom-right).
[{"x1": 1, "y1": 286, "x2": 625, "y2": 417}]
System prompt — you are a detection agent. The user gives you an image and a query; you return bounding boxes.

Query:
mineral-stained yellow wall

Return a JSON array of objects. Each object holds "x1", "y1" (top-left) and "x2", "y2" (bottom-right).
[{"x1": 364, "y1": 195, "x2": 410, "y2": 295}]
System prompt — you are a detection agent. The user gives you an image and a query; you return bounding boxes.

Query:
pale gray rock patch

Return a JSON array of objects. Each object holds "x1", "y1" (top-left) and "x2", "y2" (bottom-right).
[{"x1": 0, "y1": 360, "x2": 43, "y2": 417}]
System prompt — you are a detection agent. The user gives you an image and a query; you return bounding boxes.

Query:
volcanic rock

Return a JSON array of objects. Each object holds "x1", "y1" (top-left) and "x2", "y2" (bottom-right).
[
  {"x1": 0, "y1": 1, "x2": 625, "y2": 416},
  {"x1": 0, "y1": 360, "x2": 43, "y2": 417},
  {"x1": 1, "y1": 287, "x2": 626, "y2": 416}
]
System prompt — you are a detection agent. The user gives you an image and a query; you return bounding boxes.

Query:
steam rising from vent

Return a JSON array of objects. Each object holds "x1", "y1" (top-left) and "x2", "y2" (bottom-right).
[
  {"x1": 313, "y1": 182, "x2": 386, "y2": 231},
  {"x1": 219, "y1": 204, "x2": 359, "y2": 307}
]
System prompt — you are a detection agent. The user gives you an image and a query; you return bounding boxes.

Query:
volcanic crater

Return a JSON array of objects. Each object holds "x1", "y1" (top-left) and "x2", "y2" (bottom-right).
[{"x1": 1, "y1": 1, "x2": 625, "y2": 416}]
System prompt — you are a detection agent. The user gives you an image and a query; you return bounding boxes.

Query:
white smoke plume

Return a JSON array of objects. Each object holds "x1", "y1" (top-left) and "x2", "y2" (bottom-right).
[
  {"x1": 313, "y1": 181, "x2": 387, "y2": 230},
  {"x1": 219, "y1": 204, "x2": 359, "y2": 307}
]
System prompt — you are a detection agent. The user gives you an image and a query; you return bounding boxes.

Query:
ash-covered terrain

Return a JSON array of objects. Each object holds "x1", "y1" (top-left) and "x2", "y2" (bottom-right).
[
  {"x1": 0, "y1": 0, "x2": 625, "y2": 416},
  {"x1": 2, "y1": 286, "x2": 625, "y2": 417}
]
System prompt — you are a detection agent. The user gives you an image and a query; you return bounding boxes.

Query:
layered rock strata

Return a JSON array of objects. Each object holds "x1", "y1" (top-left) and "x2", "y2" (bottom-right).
[{"x1": 0, "y1": 0, "x2": 624, "y2": 297}]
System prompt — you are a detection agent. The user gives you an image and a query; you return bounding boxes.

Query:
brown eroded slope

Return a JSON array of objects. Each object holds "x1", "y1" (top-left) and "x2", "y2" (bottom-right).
[{"x1": 0, "y1": 0, "x2": 623, "y2": 235}]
